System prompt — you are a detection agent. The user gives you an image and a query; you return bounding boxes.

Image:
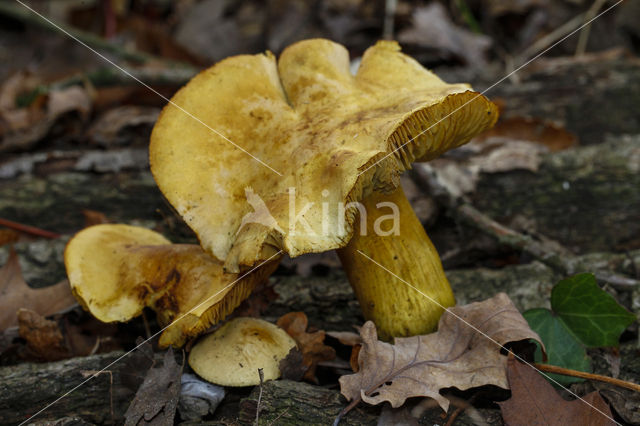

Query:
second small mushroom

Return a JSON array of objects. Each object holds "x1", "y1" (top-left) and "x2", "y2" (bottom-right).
[
  {"x1": 189, "y1": 317, "x2": 296, "y2": 386},
  {"x1": 150, "y1": 39, "x2": 497, "y2": 340},
  {"x1": 65, "y1": 224, "x2": 279, "y2": 347}
]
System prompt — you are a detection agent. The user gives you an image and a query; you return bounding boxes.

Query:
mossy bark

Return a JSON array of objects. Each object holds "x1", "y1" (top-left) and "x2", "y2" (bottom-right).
[
  {"x1": 0, "y1": 351, "x2": 152, "y2": 425},
  {"x1": 471, "y1": 136, "x2": 640, "y2": 254}
]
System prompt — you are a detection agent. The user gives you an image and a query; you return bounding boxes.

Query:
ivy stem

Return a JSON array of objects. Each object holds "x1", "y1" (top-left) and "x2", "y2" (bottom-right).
[{"x1": 534, "y1": 363, "x2": 640, "y2": 392}]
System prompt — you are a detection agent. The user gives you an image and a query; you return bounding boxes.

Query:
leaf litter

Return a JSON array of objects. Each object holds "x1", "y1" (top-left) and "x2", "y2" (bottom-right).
[
  {"x1": 0, "y1": 248, "x2": 76, "y2": 330},
  {"x1": 277, "y1": 311, "x2": 336, "y2": 383},
  {"x1": 124, "y1": 348, "x2": 184, "y2": 426},
  {"x1": 499, "y1": 354, "x2": 616, "y2": 426},
  {"x1": 339, "y1": 293, "x2": 544, "y2": 413}
]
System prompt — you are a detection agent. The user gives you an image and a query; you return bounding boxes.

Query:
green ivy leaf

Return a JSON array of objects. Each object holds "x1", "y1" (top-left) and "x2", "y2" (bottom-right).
[
  {"x1": 523, "y1": 308, "x2": 591, "y2": 385},
  {"x1": 551, "y1": 273, "x2": 636, "y2": 347}
]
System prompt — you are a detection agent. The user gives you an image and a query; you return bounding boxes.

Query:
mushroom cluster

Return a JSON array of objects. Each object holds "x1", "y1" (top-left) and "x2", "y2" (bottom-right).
[
  {"x1": 150, "y1": 39, "x2": 497, "y2": 339},
  {"x1": 65, "y1": 39, "x2": 497, "y2": 355}
]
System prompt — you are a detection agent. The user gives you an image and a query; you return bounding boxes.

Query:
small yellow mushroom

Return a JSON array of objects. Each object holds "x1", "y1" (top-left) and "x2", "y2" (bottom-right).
[
  {"x1": 64, "y1": 224, "x2": 279, "y2": 347},
  {"x1": 189, "y1": 317, "x2": 297, "y2": 386}
]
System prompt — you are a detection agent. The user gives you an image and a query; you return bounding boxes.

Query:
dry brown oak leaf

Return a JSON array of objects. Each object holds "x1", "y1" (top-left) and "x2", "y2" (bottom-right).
[
  {"x1": 0, "y1": 248, "x2": 76, "y2": 330},
  {"x1": 499, "y1": 354, "x2": 616, "y2": 426},
  {"x1": 17, "y1": 308, "x2": 70, "y2": 361},
  {"x1": 277, "y1": 311, "x2": 336, "y2": 382},
  {"x1": 124, "y1": 348, "x2": 183, "y2": 426},
  {"x1": 339, "y1": 293, "x2": 543, "y2": 412}
]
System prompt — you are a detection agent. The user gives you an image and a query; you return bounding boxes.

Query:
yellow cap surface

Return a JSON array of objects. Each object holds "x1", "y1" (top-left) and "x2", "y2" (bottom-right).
[{"x1": 189, "y1": 317, "x2": 297, "y2": 386}]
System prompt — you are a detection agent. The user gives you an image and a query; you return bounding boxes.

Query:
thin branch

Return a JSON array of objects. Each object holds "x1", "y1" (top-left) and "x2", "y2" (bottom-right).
[
  {"x1": 254, "y1": 368, "x2": 264, "y2": 426},
  {"x1": 518, "y1": 13, "x2": 586, "y2": 64},
  {"x1": 534, "y1": 363, "x2": 640, "y2": 393},
  {"x1": 410, "y1": 168, "x2": 640, "y2": 289},
  {"x1": 383, "y1": 0, "x2": 398, "y2": 40},
  {"x1": 575, "y1": 0, "x2": 608, "y2": 56},
  {"x1": 0, "y1": 217, "x2": 60, "y2": 239}
]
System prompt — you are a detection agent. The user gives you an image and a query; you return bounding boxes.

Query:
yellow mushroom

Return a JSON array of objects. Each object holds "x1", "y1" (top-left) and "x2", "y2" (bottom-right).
[
  {"x1": 64, "y1": 224, "x2": 279, "y2": 347},
  {"x1": 188, "y1": 317, "x2": 297, "y2": 386},
  {"x1": 150, "y1": 39, "x2": 497, "y2": 340}
]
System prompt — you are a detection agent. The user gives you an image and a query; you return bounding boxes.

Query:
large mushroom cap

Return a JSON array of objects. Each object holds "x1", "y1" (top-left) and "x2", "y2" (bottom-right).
[
  {"x1": 150, "y1": 39, "x2": 497, "y2": 271},
  {"x1": 64, "y1": 224, "x2": 279, "y2": 347},
  {"x1": 189, "y1": 317, "x2": 297, "y2": 386}
]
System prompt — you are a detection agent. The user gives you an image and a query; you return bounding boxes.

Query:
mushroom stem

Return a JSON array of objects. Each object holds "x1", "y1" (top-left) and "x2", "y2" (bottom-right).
[{"x1": 336, "y1": 186, "x2": 454, "y2": 340}]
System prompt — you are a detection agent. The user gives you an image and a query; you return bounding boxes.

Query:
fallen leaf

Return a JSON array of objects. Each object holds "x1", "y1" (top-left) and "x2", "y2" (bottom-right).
[
  {"x1": 82, "y1": 209, "x2": 110, "y2": 227},
  {"x1": 277, "y1": 312, "x2": 336, "y2": 382},
  {"x1": 415, "y1": 136, "x2": 552, "y2": 200},
  {"x1": 326, "y1": 330, "x2": 362, "y2": 346},
  {"x1": 398, "y1": 3, "x2": 492, "y2": 67},
  {"x1": 17, "y1": 308, "x2": 69, "y2": 361},
  {"x1": 0, "y1": 229, "x2": 21, "y2": 246},
  {"x1": 350, "y1": 344, "x2": 361, "y2": 373},
  {"x1": 0, "y1": 249, "x2": 76, "y2": 330},
  {"x1": 0, "y1": 84, "x2": 91, "y2": 153},
  {"x1": 120, "y1": 337, "x2": 156, "y2": 392},
  {"x1": 339, "y1": 293, "x2": 543, "y2": 412},
  {"x1": 476, "y1": 117, "x2": 577, "y2": 152},
  {"x1": 595, "y1": 383, "x2": 640, "y2": 425},
  {"x1": 279, "y1": 347, "x2": 307, "y2": 381},
  {"x1": 124, "y1": 348, "x2": 184, "y2": 426},
  {"x1": 88, "y1": 106, "x2": 160, "y2": 148},
  {"x1": 173, "y1": 0, "x2": 264, "y2": 63},
  {"x1": 499, "y1": 354, "x2": 616, "y2": 426}
]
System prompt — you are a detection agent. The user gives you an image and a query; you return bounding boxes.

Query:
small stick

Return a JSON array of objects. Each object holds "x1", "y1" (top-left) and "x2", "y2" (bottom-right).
[
  {"x1": 255, "y1": 368, "x2": 264, "y2": 426},
  {"x1": 534, "y1": 363, "x2": 640, "y2": 393},
  {"x1": 411, "y1": 167, "x2": 640, "y2": 289},
  {"x1": 382, "y1": 0, "x2": 397, "y2": 40},
  {"x1": 0, "y1": 217, "x2": 60, "y2": 239},
  {"x1": 575, "y1": 0, "x2": 608, "y2": 56},
  {"x1": 141, "y1": 311, "x2": 152, "y2": 340},
  {"x1": 444, "y1": 394, "x2": 477, "y2": 426},
  {"x1": 518, "y1": 13, "x2": 585, "y2": 63}
]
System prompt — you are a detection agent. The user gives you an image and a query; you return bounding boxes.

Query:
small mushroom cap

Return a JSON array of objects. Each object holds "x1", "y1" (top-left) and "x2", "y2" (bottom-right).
[
  {"x1": 150, "y1": 39, "x2": 497, "y2": 271},
  {"x1": 188, "y1": 317, "x2": 297, "y2": 386},
  {"x1": 64, "y1": 224, "x2": 279, "y2": 347},
  {"x1": 65, "y1": 224, "x2": 170, "y2": 322}
]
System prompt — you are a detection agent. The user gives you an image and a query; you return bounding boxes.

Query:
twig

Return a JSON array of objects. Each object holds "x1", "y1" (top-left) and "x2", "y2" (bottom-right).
[
  {"x1": 454, "y1": 203, "x2": 640, "y2": 288},
  {"x1": 518, "y1": 13, "x2": 585, "y2": 65},
  {"x1": 0, "y1": 217, "x2": 60, "y2": 239},
  {"x1": 410, "y1": 169, "x2": 640, "y2": 289},
  {"x1": 266, "y1": 407, "x2": 290, "y2": 426},
  {"x1": 575, "y1": 0, "x2": 608, "y2": 56},
  {"x1": 333, "y1": 398, "x2": 361, "y2": 426},
  {"x1": 254, "y1": 368, "x2": 264, "y2": 426},
  {"x1": 444, "y1": 393, "x2": 477, "y2": 426},
  {"x1": 534, "y1": 363, "x2": 640, "y2": 393},
  {"x1": 383, "y1": 0, "x2": 397, "y2": 40},
  {"x1": 80, "y1": 370, "x2": 114, "y2": 423}
]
